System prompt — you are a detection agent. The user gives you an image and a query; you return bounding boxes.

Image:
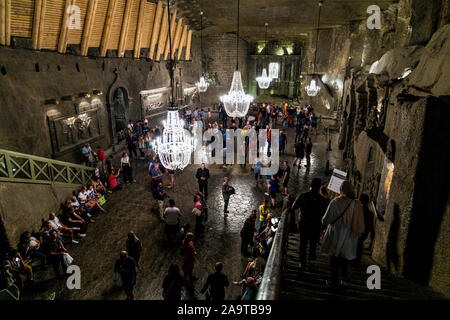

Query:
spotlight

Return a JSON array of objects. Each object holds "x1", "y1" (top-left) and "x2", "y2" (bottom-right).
[{"x1": 93, "y1": 90, "x2": 103, "y2": 96}]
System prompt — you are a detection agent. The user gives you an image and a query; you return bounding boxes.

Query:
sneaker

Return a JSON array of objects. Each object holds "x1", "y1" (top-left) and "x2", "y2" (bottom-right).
[
  {"x1": 87, "y1": 213, "x2": 92, "y2": 218},
  {"x1": 78, "y1": 234, "x2": 86, "y2": 237},
  {"x1": 71, "y1": 239, "x2": 79, "y2": 244},
  {"x1": 264, "y1": 192, "x2": 269, "y2": 196},
  {"x1": 89, "y1": 219, "x2": 95, "y2": 223},
  {"x1": 72, "y1": 227, "x2": 81, "y2": 231}
]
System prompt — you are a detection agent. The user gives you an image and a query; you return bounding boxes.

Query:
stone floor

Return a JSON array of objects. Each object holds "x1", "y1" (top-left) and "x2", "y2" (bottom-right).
[{"x1": 24, "y1": 118, "x2": 346, "y2": 300}]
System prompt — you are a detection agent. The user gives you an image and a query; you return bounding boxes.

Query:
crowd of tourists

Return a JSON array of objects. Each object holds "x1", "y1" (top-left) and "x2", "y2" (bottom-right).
[{"x1": 1, "y1": 101, "x2": 378, "y2": 300}]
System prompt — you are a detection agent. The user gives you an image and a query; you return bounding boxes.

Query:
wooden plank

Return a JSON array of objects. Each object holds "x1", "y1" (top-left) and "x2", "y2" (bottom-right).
[
  {"x1": 11, "y1": 0, "x2": 35, "y2": 38},
  {"x1": 171, "y1": 18, "x2": 183, "y2": 59},
  {"x1": 58, "y1": 0, "x2": 72, "y2": 53},
  {"x1": 5, "y1": 0, "x2": 11, "y2": 45},
  {"x1": 149, "y1": 0, "x2": 162, "y2": 59},
  {"x1": 67, "y1": 0, "x2": 88, "y2": 44},
  {"x1": 107, "y1": 0, "x2": 124, "y2": 50},
  {"x1": 117, "y1": 0, "x2": 132, "y2": 57},
  {"x1": 32, "y1": 0, "x2": 42, "y2": 48},
  {"x1": 155, "y1": 5, "x2": 168, "y2": 61},
  {"x1": 81, "y1": 0, "x2": 97, "y2": 55},
  {"x1": 133, "y1": 0, "x2": 145, "y2": 58},
  {"x1": 88, "y1": 0, "x2": 107, "y2": 47},
  {"x1": 185, "y1": 29, "x2": 192, "y2": 60},
  {"x1": 139, "y1": 1, "x2": 155, "y2": 49},
  {"x1": 163, "y1": 10, "x2": 176, "y2": 60},
  {"x1": 177, "y1": 24, "x2": 187, "y2": 60},
  {"x1": 125, "y1": 0, "x2": 139, "y2": 50},
  {"x1": 99, "y1": 0, "x2": 117, "y2": 57},
  {"x1": 0, "y1": 0, "x2": 5, "y2": 45}
]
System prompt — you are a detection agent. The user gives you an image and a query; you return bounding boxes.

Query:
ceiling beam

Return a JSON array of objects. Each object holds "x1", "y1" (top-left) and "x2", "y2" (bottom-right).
[
  {"x1": 149, "y1": 0, "x2": 163, "y2": 60},
  {"x1": 81, "y1": 0, "x2": 98, "y2": 56},
  {"x1": 58, "y1": 0, "x2": 73, "y2": 54},
  {"x1": 0, "y1": 0, "x2": 5, "y2": 45},
  {"x1": 100, "y1": 0, "x2": 118, "y2": 57},
  {"x1": 171, "y1": 18, "x2": 183, "y2": 59},
  {"x1": 163, "y1": 10, "x2": 177, "y2": 60},
  {"x1": 185, "y1": 29, "x2": 192, "y2": 60},
  {"x1": 32, "y1": 0, "x2": 43, "y2": 50},
  {"x1": 133, "y1": 0, "x2": 146, "y2": 59},
  {"x1": 177, "y1": 25, "x2": 188, "y2": 60},
  {"x1": 155, "y1": 5, "x2": 168, "y2": 61}
]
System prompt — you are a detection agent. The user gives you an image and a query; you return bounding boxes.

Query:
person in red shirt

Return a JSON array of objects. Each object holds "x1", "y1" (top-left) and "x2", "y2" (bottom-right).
[
  {"x1": 108, "y1": 169, "x2": 122, "y2": 192},
  {"x1": 182, "y1": 232, "x2": 197, "y2": 297},
  {"x1": 193, "y1": 194, "x2": 204, "y2": 235}
]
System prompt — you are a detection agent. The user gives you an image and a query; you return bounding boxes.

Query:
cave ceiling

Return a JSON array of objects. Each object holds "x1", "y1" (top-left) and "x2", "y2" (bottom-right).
[{"x1": 172, "y1": 0, "x2": 397, "y2": 42}]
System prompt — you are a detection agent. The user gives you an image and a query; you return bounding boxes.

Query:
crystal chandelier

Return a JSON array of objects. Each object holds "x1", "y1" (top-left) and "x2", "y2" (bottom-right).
[
  {"x1": 220, "y1": 0, "x2": 253, "y2": 118},
  {"x1": 268, "y1": 62, "x2": 279, "y2": 79},
  {"x1": 256, "y1": 22, "x2": 272, "y2": 90},
  {"x1": 196, "y1": 11, "x2": 209, "y2": 93},
  {"x1": 306, "y1": 79, "x2": 320, "y2": 96},
  {"x1": 306, "y1": 1, "x2": 323, "y2": 97},
  {"x1": 196, "y1": 75, "x2": 209, "y2": 93},
  {"x1": 256, "y1": 68, "x2": 271, "y2": 89},
  {"x1": 154, "y1": 0, "x2": 194, "y2": 171}
]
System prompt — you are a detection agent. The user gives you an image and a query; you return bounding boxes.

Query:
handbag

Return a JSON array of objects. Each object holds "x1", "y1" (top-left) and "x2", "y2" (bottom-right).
[
  {"x1": 98, "y1": 195, "x2": 106, "y2": 206},
  {"x1": 114, "y1": 272, "x2": 122, "y2": 287},
  {"x1": 62, "y1": 253, "x2": 74, "y2": 267},
  {"x1": 319, "y1": 200, "x2": 353, "y2": 245}
]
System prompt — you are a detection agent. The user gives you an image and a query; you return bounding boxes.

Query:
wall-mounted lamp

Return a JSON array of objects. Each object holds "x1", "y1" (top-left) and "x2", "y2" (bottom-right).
[
  {"x1": 45, "y1": 99, "x2": 59, "y2": 105},
  {"x1": 93, "y1": 90, "x2": 103, "y2": 96},
  {"x1": 79, "y1": 92, "x2": 91, "y2": 98}
]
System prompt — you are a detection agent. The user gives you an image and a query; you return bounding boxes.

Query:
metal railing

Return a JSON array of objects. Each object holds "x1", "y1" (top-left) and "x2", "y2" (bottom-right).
[
  {"x1": 256, "y1": 206, "x2": 292, "y2": 300},
  {"x1": 0, "y1": 148, "x2": 94, "y2": 187}
]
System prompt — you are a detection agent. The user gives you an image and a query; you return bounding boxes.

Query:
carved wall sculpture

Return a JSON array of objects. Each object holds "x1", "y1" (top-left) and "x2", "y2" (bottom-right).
[{"x1": 47, "y1": 99, "x2": 103, "y2": 157}]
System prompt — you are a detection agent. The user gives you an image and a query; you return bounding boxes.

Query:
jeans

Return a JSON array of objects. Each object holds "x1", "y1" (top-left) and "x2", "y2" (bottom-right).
[
  {"x1": 84, "y1": 157, "x2": 91, "y2": 167},
  {"x1": 223, "y1": 197, "x2": 230, "y2": 213},
  {"x1": 30, "y1": 248, "x2": 47, "y2": 265}
]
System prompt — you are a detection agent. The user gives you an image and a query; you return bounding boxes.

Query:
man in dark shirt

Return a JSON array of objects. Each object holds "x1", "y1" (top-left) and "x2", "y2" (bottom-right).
[
  {"x1": 201, "y1": 262, "x2": 229, "y2": 301},
  {"x1": 114, "y1": 250, "x2": 137, "y2": 300},
  {"x1": 162, "y1": 264, "x2": 184, "y2": 301},
  {"x1": 127, "y1": 133, "x2": 138, "y2": 158},
  {"x1": 292, "y1": 178, "x2": 325, "y2": 268},
  {"x1": 240, "y1": 210, "x2": 257, "y2": 256},
  {"x1": 305, "y1": 137, "x2": 313, "y2": 168},
  {"x1": 222, "y1": 177, "x2": 234, "y2": 216},
  {"x1": 195, "y1": 163, "x2": 210, "y2": 200},
  {"x1": 281, "y1": 161, "x2": 291, "y2": 196}
]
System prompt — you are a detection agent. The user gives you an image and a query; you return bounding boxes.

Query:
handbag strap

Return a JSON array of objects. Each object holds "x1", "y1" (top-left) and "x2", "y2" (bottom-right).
[{"x1": 330, "y1": 200, "x2": 353, "y2": 225}]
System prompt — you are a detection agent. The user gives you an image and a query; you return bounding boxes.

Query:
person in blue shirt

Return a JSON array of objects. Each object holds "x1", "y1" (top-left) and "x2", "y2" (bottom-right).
[
  {"x1": 267, "y1": 175, "x2": 279, "y2": 207},
  {"x1": 155, "y1": 182, "x2": 166, "y2": 220},
  {"x1": 253, "y1": 157, "x2": 263, "y2": 186},
  {"x1": 150, "y1": 162, "x2": 163, "y2": 192},
  {"x1": 311, "y1": 113, "x2": 318, "y2": 136},
  {"x1": 81, "y1": 143, "x2": 92, "y2": 167}
]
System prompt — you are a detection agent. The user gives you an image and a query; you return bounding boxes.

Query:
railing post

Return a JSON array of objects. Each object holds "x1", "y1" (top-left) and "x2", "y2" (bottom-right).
[{"x1": 30, "y1": 159, "x2": 36, "y2": 181}]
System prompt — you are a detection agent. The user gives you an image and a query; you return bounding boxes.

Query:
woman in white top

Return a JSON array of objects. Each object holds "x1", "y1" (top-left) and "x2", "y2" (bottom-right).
[
  {"x1": 321, "y1": 180, "x2": 365, "y2": 287},
  {"x1": 138, "y1": 136, "x2": 146, "y2": 159},
  {"x1": 120, "y1": 152, "x2": 135, "y2": 183},
  {"x1": 78, "y1": 186, "x2": 105, "y2": 213}
]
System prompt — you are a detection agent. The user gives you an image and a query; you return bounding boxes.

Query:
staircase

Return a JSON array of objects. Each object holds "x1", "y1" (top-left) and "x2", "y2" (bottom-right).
[
  {"x1": 280, "y1": 233, "x2": 444, "y2": 300},
  {"x1": 0, "y1": 148, "x2": 94, "y2": 187}
]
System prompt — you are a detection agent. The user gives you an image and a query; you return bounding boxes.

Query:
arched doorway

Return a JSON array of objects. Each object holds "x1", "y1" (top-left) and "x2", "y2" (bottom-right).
[{"x1": 112, "y1": 87, "x2": 129, "y2": 141}]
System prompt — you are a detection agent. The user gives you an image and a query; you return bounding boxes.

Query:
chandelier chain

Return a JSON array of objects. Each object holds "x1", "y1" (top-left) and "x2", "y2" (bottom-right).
[
  {"x1": 313, "y1": 1, "x2": 323, "y2": 74},
  {"x1": 236, "y1": 0, "x2": 240, "y2": 70},
  {"x1": 167, "y1": 0, "x2": 175, "y2": 108}
]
